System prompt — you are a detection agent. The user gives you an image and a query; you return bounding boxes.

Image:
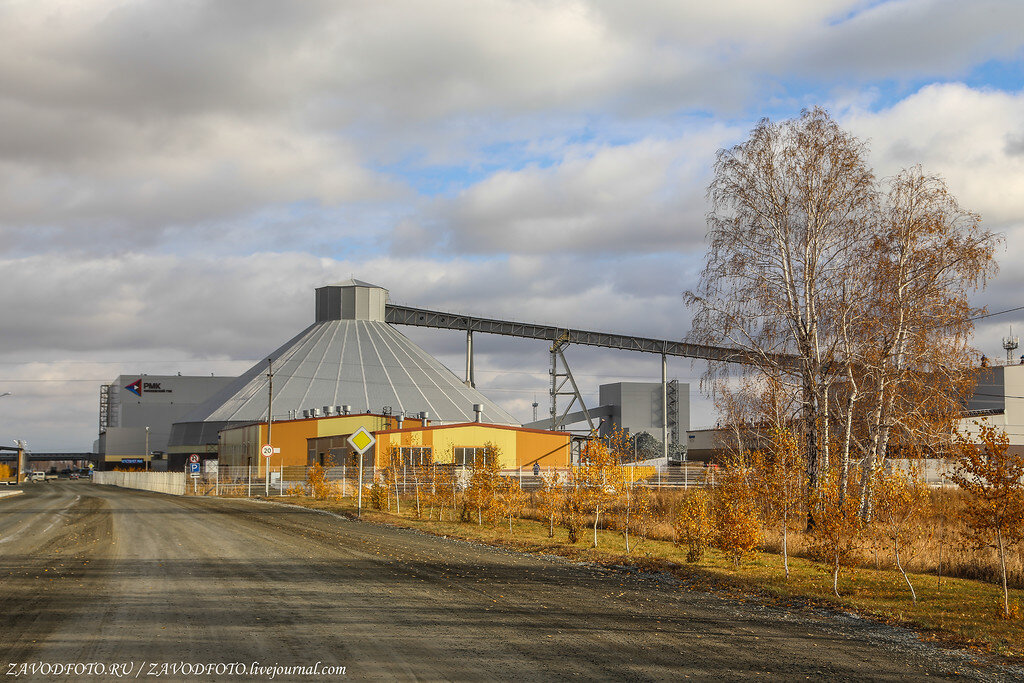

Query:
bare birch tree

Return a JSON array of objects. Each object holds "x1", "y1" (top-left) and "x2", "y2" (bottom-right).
[
  {"x1": 687, "y1": 108, "x2": 875, "y2": 506},
  {"x1": 687, "y1": 109, "x2": 1000, "y2": 525},
  {"x1": 854, "y1": 167, "x2": 998, "y2": 517}
]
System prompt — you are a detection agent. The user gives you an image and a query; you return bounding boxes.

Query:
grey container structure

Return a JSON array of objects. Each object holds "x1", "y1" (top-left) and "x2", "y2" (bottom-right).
[{"x1": 168, "y1": 280, "x2": 519, "y2": 466}]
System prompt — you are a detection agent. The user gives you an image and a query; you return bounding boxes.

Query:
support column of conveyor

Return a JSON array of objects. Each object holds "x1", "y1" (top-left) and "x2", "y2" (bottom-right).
[
  {"x1": 465, "y1": 330, "x2": 475, "y2": 388},
  {"x1": 662, "y1": 353, "x2": 668, "y2": 464}
]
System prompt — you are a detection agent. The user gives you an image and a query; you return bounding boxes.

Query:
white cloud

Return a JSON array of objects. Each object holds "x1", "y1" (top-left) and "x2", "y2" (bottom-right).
[
  {"x1": 843, "y1": 83, "x2": 1024, "y2": 227},
  {"x1": 406, "y1": 127, "x2": 737, "y2": 255}
]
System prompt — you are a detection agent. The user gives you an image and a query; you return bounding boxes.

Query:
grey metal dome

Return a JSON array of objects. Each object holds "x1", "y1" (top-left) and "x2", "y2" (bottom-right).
[{"x1": 169, "y1": 281, "x2": 519, "y2": 450}]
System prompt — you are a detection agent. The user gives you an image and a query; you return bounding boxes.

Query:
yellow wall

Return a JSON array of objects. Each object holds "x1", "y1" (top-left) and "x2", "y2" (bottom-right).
[
  {"x1": 219, "y1": 414, "x2": 409, "y2": 474},
  {"x1": 219, "y1": 417, "x2": 569, "y2": 473},
  {"x1": 375, "y1": 424, "x2": 570, "y2": 469}
]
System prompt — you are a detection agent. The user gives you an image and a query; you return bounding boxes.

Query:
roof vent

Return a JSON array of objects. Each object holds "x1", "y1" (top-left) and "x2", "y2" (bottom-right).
[
  {"x1": 341, "y1": 405, "x2": 351, "y2": 415},
  {"x1": 473, "y1": 404, "x2": 483, "y2": 422}
]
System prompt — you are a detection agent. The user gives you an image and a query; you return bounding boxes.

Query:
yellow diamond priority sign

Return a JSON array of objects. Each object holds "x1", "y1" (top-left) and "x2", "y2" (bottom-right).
[{"x1": 347, "y1": 427, "x2": 376, "y2": 455}]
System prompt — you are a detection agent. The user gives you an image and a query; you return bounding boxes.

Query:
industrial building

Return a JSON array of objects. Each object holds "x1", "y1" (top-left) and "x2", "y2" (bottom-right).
[
  {"x1": 169, "y1": 280, "x2": 520, "y2": 469},
  {"x1": 685, "y1": 362, "x2": 1024, "y2": 463},
  {"x1": 98, "y1": 373, "x2": 235, "y2": 470},
  {"x1": 962, "y1": 361, "x2": 1024, "y2": 455},
  {"x1": 219, "y1": 411, "x2": 570, "y2": 476},
  {"x1": 597, "y1": 381, "x2": 688, "y2": 460}
]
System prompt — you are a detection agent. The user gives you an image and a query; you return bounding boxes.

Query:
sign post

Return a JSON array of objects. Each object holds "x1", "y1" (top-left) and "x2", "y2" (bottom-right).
[
  {"x1": 188, "y1": 454, "x2": 200, "y2": 494},
  {"x1": 347, "y1": 427, "x2": 376, "y2": 518},
  {"x1": 261, "y1": 444, "x2": 273, "y2": 496}
]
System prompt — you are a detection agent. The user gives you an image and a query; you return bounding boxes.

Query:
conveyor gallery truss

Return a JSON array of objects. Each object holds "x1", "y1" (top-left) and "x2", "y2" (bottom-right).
[{"x1": 385, "y1": 304, "x2": 762, "y2": 456}]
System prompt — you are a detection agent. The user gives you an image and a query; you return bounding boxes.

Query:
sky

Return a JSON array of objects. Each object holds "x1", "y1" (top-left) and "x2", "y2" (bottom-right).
[{"x1": 2, "y1": 0, "x2": 1024, "y2": 451}]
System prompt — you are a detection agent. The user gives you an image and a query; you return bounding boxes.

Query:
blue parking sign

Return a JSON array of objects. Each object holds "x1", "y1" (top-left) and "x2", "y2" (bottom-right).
[{"x1": 189, "y1": 462, "x2": 201, "y2": 477}]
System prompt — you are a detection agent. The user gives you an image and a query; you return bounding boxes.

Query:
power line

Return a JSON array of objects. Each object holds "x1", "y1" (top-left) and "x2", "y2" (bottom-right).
[{"x1": 970, "y1": 305, "x2": 1024, "y2": 321}]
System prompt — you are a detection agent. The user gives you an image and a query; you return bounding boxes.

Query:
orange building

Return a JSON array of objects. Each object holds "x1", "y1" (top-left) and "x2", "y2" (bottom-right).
[
  {"x1": 374, "y1": 422, "x2": 571, "y2": 469},
  {"x1": 218, "y1": 413, "x2": 570, "y2": 474}
]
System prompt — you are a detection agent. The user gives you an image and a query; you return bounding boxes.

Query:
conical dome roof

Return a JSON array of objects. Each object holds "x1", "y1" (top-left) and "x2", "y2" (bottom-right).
[{"x1": 169, "y1": 282, "x2": 519, "y2": 450}]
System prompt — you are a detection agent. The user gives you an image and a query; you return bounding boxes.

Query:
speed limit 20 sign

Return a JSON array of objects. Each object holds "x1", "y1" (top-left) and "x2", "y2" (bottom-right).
[{"x1": 261, "y1": 444, "x2": 274, "y2": 458}]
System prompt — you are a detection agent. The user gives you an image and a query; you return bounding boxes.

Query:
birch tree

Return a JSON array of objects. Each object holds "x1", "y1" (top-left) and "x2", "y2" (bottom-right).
[
  {"x1": 687, "y1": 109, "x2": 999, "y2": 525},
  {"x1": 855, "y1": 167, "x2": 997, "y2": 518},
  {"x1": 687, "y1": 108, "x2": 875, "y2": 502}
]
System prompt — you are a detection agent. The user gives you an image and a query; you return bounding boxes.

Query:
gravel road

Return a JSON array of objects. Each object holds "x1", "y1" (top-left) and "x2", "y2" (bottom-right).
[{"x1": 1, "y1": 481, "x2": 1019, "y2": 681}]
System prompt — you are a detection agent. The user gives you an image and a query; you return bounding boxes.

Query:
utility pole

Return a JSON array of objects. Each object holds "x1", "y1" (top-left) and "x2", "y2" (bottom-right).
[
  {"x1": 266, "y1": 357, "x2": 273, "y2": 496},
  {"x1": 145, "y1": 426, "x2": 150, "y2": 471}
]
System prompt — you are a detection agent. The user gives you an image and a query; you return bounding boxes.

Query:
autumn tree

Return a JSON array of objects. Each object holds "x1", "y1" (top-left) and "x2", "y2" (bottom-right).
[
  {"x1": 952, "y1": 423, "x2": 1024, "y2": 618},
  {"x1": 537, "y1": 469, "x2": 563, "y2": 538},
  {"x1": 686, "y1": 108, "x2": 999, "y2": 525},
  {"x1": 434, "y1": 464, "x2": 457, "y2": 522},
  {"x1": 622, "y1": 485, "x2": 654, "y2": 553},
  {"x1": 712, "y1": 453, "x2": 761, "y2": 568},
  {"x1": 464, "y1": 443, "x2": 502, "y2": 525},
  {"x1": 808, "y1": 471, "x2": 865, "y2": 598},
  {"x1": 854, "y1": 167, "x2": 998, "y2": 518},
  {"x1": 496, "y1": 479, "x2": 528, "y2": 533},
  {"x1": 576, "y1": 437, "x2": 626, "y2": 548},
  {"x1": 873, "y1": 465, "x2": 930, "y2": 603},
  {"x1": 560, "y1": 473, "x2": 586, "y2": 544},
  {"x1": 674, "y1": 489, "x2": 711, "y2": 563},
  {"x1": 751, "y1": 427, "x2": 805, "y2": 579},
  {"x1": 306, "y1": 455, "x2": 337, "y2": 500},
  {"x1": 687, "y1": 108, "x2": 876, "y2": 499}
]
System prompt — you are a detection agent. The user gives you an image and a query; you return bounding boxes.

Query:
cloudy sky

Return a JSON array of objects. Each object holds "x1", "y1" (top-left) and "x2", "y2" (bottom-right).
[{"x1": 2, "y1": 0, "x2": 1024, "y2": 451}]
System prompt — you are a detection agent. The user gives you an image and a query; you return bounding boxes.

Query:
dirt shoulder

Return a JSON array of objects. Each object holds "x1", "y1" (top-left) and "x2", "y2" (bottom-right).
[{"x1": 269, "y1": 494, "x2": 1024, "y2": 674}]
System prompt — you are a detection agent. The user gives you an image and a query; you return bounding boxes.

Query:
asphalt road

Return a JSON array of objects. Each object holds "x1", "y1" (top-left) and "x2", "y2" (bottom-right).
[{"x1": 0, "y1": 481, "x2": 1015, "y2": 681}]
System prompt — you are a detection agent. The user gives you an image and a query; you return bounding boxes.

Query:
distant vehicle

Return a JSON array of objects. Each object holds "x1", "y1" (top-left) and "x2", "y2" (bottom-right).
[
  {"x1": 29, "y1": 471, "x2": 45, "y2": 482},
  {"x1": 69, "y1": 472, "x2": 80, "y2": 480}
]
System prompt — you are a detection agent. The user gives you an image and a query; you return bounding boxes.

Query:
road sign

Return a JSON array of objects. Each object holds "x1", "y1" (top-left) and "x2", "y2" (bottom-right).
[
  {"x1": 261, "y1": 444, "x2": 274, "y2": 458},
  {"x1": 188, "y1": 462, "x2": 201, "y2": 478},
  {"x1": 188, "y1": 454, "x2": 200, "y2": 464},
  {"x1": 347, "y1": 427, "x2": 376, "y2": 454}
]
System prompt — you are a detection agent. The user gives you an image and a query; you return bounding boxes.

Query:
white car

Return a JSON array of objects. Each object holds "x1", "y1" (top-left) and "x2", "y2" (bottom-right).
[{"x1": 29, "y1": 471, "x2": 45, "y2": 482}]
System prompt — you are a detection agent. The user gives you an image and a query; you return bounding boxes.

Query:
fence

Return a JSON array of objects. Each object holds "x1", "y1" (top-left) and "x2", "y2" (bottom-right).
[
  {"x1": 92, "y1": 470, "x2": 186, "y2": 496},
  {"x1": 181, "y1": 462, "x2": 714, "y2": 498}
]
